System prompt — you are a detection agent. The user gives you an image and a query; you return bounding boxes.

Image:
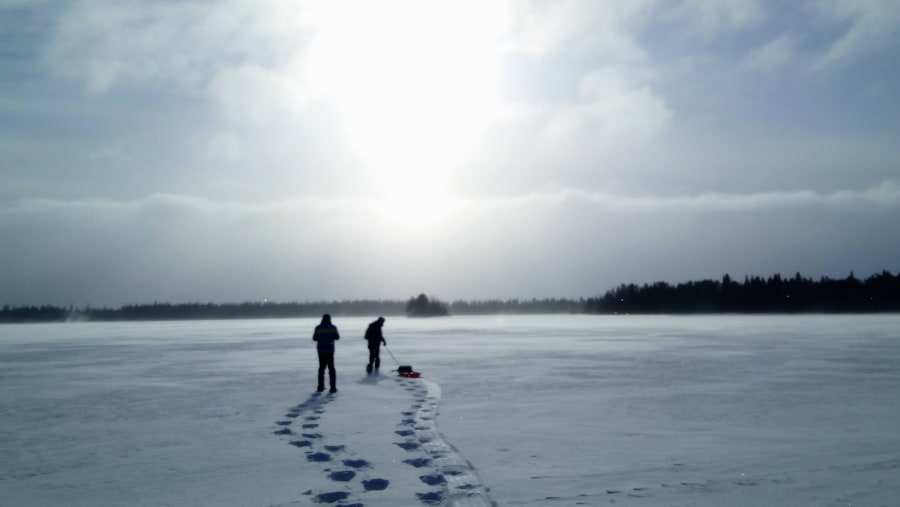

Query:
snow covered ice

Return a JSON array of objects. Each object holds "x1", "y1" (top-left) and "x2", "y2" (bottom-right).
[{"x1": 2, "y1": 314, "x2": 900, "y2": 506}]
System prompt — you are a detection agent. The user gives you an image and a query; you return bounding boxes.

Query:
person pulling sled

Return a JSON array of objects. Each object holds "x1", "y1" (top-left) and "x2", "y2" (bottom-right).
[{"x1": 365, "y1": 317, "x2": 386, "y2": 374}]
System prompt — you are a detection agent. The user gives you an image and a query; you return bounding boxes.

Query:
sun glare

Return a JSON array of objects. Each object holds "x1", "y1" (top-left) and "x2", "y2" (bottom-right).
[
  {"x1": 374, "y1": 191, "x2": 461, "y2": 230},
  {"x1": 307, "y1": 1, "x2": 508, "y2": 211}
]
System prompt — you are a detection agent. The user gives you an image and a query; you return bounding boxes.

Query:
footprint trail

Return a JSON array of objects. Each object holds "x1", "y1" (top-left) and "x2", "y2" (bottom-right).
[
  {"x1": 395, "y1": 376, "x2": 496, "y2": 506},
  {"x1": 274, "y1": 376, "x2": 495, "y2": 506},
  {"x1": 274, "y1": 392, "x2": 382, "y2": 505}
]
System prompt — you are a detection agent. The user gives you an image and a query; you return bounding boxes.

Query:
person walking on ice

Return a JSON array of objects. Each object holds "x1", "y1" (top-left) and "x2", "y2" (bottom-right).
[
  {"x1": 365, "y1": 317, "x2": 387, "y2": 374},
  {"x1": 313, "y1": 314, "x2": 339, "y2": 393}
]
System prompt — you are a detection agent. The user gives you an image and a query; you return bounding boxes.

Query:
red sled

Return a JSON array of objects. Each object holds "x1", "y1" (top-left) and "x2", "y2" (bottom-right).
[{"x1": 397, "y1": 365, "x2": 421, "y2": 378}]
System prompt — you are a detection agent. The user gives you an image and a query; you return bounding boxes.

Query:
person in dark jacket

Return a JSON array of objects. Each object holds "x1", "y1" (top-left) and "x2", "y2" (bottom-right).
[
  {"x1": 313, "y1": 314, "x2": 340, "y2": 393},
  {"x1": 365, "y1": 317, "x2": 386, "y2": 374}
]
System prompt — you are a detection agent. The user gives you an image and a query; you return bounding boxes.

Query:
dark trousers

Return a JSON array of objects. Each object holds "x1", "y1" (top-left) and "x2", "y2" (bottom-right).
[
  {"x1": 317, "y1": 353, "x2": 335, "y2": 389},
  {"x1": 368, "y1": 348, "x2": 380, "y2": 370}
]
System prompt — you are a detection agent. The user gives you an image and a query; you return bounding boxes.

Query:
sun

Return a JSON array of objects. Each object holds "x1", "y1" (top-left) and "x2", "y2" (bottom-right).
[{"x1": 306, "y1": 1, "x2": 509, "y2": 211}]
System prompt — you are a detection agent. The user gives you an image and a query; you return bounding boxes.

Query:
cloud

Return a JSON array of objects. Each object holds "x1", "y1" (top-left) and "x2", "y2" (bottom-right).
[
  {"x1": 744, "y1": 34, "x2": 797, "y2": 72},
  {"x1": 0, "y1": 0, "x2": 51, "y2": 8},
  {"x1": 201, "y1": 131, "x2": 241, "y2": 162},
  {"x1": 812, "y1": 0, "x2": 900, "y2": 69},
  {"x1": 41, "y1": 1, "x2": 674, "y2": 168},
  {"x1": 4, "y1": 181, "x2": 897, "y2": 243},
  {"x1": 662, "y1": 0, "x2": 766, "y2": 38},
  {"x1": 506, "y1": 0, "x2": 652, "y2": 60},
  {"x1": 206, "y1": 63, "x2": 312, "y2": 124},
  {"x1": 542, "y1": 67, "x2": 671, "y2": 144},
  {"x1": 46, "y1": 0, "x2": 316, "y2": 93},
  {"x1": 2, "y1": 181, "x2": 898, "y2": 305},
  {"x1": 495, "y1": 2, "x2": 672, "y2": 158},
  {"x1": 473, "y1": 180, "x2": 900, "y2": 213},
  {"x1": 7, "y1": 181, "x2": 900, "y2": 304}
]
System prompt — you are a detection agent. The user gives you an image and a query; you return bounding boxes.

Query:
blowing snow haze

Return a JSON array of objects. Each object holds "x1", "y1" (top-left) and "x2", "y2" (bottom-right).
[{"x1": 1, "y1": 1, "x2": 899, "y2": 307}]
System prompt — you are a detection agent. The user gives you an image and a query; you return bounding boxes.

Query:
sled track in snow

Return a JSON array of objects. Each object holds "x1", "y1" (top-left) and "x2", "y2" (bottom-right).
[
  {"x1": 398, "y1": 376, "x2": 496, "y2": 507},
  {"x1": 274, "y1": 376, "x2": 495, "y2": 506}
]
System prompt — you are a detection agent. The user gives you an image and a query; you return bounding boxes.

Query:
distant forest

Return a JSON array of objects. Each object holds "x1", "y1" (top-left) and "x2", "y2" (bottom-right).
[
  {"x1": 585, "y1": 271, "x2": 900, "y2": 314},
  {"x1": 0, "y1": 294, "x2": 584, "y2": 323},
  {"x1": 2, "y1": 271, "x2": 899, "y2": 323}
]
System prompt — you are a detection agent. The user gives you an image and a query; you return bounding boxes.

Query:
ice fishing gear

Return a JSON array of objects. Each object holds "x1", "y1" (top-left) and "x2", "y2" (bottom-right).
[{"x1": 385, "y1": 344, "x2": 421, "y2": 378}]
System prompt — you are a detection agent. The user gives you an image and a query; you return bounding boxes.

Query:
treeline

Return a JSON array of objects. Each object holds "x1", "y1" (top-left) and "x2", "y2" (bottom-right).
[
  {"x1": 3, "y1": 271, "x2": 899, "y2": 323},
  {"x1": 448, "y1": 297, "x2": 585, "y2": 315},
  {"x1": 0, "y1": 297, "x2": 584, "y2": 323},
  {"x1": 585, "y1": 271, "x2": 900, "y2": 314},
  {"x1": 404, "y1": 294, "x2": 583, "y2": 316},
  {"x1": 0, "y1": 305, "x2": 71, "y2": 323},
  {"x1": 0, "y1": 300, "x2": 407, "y2": 324}
]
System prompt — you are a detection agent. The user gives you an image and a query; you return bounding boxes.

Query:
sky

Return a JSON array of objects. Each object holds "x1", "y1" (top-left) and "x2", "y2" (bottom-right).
[{"x1": 2, "y1": 0, "x2": 899, "y2": 307}]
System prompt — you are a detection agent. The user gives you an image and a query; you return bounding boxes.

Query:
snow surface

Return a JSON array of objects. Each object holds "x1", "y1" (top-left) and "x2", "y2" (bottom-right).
[{"x1": 2, "y1": 314, "x2": 900, "y2": 506}]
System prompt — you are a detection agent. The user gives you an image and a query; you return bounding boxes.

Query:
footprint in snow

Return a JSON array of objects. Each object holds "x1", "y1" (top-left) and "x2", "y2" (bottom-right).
[
  {"x1": 329, "y1": 470, "x2": 355, "y2": 482},
  {"x1": 342, "y1": 459, "x2": 370, "y2": 469},
  {"x1": 419, "y1": 474, "x2": 447, "y2": 486},
  {"x1": 394, "y1": 377, "x2": 495, "y2": 506},
  {"x1": 312, "y1": 490, "x2": 348, "y2": 503},
  {"x1": 278, "y1": 377, "x2": 493, "y2": 506},
  {"x1": 403, "y1": 457, "x2": 430, "y2": 468},
  {"x1": 276, "y1": 392, "x2": 371, "y2": 506},
  {"x1": 306, "y1": 452, "x2": 331, "y2": 462},
  {"x1": 362, "y1": 478, "x2": 390, "y2": 491},
  {"x1": 416, "y1": 491, "x2": 444, "y2": 504}
]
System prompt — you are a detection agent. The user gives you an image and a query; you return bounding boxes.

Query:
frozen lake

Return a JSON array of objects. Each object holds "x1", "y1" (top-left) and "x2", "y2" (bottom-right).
[{"x1": 2, "y1": 314, "x2": 899, "y2": 506}]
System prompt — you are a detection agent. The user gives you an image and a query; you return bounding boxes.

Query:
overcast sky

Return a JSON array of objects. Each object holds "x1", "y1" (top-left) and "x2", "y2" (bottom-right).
[{"x1": 2, "y1": 0, "x2": 899, "y2": 307}]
